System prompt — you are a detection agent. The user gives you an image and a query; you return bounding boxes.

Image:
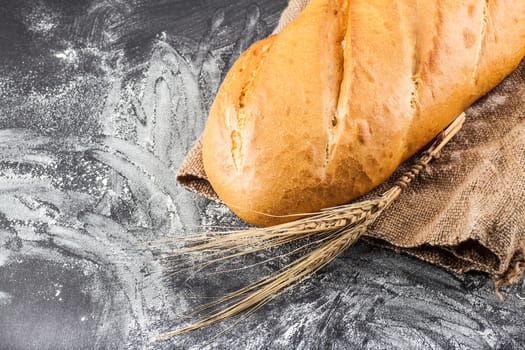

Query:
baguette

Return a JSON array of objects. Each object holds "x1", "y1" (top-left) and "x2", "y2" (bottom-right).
[{"x1": 201, "y1": 0, "x2": 525, "y2": 226}]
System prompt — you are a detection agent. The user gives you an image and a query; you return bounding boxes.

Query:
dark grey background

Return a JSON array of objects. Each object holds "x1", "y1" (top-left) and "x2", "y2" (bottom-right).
[{"x1": 0, "y1": 1, "x2": 524, "y2": 349}]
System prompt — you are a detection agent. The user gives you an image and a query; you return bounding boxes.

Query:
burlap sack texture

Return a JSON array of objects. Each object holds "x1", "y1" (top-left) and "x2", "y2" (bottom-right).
[{"x1": 177, "y1": 0, "x2": 525, "y2": 287}]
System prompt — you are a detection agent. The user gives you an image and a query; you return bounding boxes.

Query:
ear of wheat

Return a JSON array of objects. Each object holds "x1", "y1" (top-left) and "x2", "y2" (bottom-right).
[{"x1": 157, "y1": 113, "x2": 466, "y2": 340}]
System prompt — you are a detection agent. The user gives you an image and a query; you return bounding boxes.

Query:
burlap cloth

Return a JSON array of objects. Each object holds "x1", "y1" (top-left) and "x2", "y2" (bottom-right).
[{"x1": 178, "y1": 0, "x2": 525, "y2": 287}]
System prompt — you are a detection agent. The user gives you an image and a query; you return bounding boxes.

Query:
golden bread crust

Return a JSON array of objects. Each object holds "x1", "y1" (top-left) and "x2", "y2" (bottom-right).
[{"x1": 202, "y1": 0, "x2": 525, "y2": 226}]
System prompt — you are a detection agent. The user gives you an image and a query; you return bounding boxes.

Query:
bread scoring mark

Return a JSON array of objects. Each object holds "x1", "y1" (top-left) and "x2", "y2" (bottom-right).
[
  {"x1": 471, "y1": 0, "x2": 489, "y2": 87},
  {"x1": 409, "y1": 79, "x2": 420, "y2": 115},
  {"x1": 323, "y1": 1, "x2": 348, "y2": 171},
  {"x1": 410, "y1": 1, "x2": 421, "y2": 140},
  {"x1": 231, "y1": 39, "x2": 274, "y2": 171},
  {"x1": 324, "y1": 114, "x2": 338, "y2": 170},
  {"x1": 381, "y1": 0, "x2": 418, "y2": 160}
]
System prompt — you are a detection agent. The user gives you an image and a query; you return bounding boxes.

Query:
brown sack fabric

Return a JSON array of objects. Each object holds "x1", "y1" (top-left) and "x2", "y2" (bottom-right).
[{"x1": 177, "y1": 0, "x2": 525, "y2": 285}]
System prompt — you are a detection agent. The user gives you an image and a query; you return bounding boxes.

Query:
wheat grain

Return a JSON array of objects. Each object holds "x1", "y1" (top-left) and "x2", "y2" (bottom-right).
[{"x1": 156, "y1": 113, "x2": 466, "y2": 340}]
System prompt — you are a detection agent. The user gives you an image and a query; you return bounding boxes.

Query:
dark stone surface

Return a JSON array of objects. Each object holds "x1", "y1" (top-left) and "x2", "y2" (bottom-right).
[{"x1": 0, "y1": 1, "x2": 524, "y2": 349}]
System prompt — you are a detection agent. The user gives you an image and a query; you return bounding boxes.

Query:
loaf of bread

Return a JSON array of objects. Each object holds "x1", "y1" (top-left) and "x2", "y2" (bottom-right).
[{"x1": 201, "y1": 0, "x2": 525, "y2": 226}]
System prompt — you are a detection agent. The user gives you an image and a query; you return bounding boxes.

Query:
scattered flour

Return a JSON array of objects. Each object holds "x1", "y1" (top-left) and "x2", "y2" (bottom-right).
[
  {"x1": 0, "y1": 291, "x2": 13, "y2": 306},
  {"x1": 55, "y1": 48, "x2": 79, "y2": 66},
  {"x1": 0, "y1": 249, "x2": 9, "y2": 267}
]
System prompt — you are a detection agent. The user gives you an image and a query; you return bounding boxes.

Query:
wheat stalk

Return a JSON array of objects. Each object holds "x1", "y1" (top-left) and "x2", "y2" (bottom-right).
[{"x1": 157, "y1": 113, "x2": 466, "y2": 340}]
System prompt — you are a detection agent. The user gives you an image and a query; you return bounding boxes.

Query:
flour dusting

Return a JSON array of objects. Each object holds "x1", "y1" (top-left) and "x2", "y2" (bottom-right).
[
  {"x1": 0, "y1": 291, "x2": 13, "y2": 306},
  {"x1": 2, "y1": 1, "x2": 524, "y2": 349}
]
